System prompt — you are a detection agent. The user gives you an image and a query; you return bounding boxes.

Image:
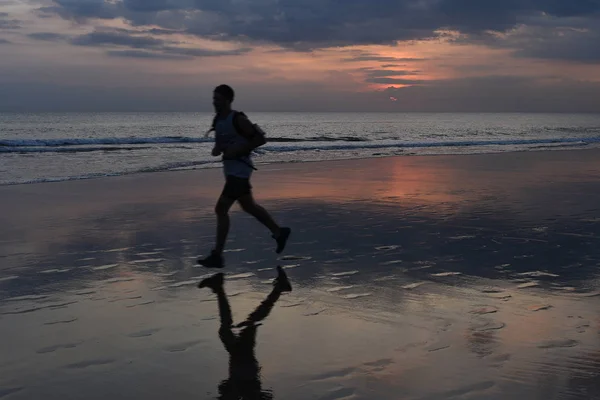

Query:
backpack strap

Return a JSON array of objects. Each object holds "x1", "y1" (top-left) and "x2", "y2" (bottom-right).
[
  {"x1": 208, "y1": 111, "x2": 249, "y2": 134},
  {"x1": 206, "y1": 111, "x2": 243, "y2": 137},
  {"x1": 232, "y1": 111, "x2": 255, "y2": 140}
]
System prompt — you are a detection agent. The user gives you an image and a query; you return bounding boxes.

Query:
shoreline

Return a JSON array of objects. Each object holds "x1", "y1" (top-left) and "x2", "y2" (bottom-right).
[{"x1": 3, "y1": 144, "x2": 600, "y2": 188}]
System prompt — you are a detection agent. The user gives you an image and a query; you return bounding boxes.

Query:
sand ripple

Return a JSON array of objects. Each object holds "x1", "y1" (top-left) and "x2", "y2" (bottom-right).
[
  {"x1": 66, "y1": 358, "x2": 116, "y2": 369},
  {"x1": 92, "y1": 264, "x2": 119, "y2": 271},
  {"x1": 342, "y1": 293, "x2": 372, "y2": 299},
  {"x1": 164, "y1": 340, "x2": 202, "y2": 352},
  {"x1": 0, "y1": 387, "x2": 24, "y2": 398},
  {"x1": 37, "y1": 342, "x2": 81, "y2": 354},
  {"x1": 327, "y1": 286, "x2": 355, "y2": 292},
  {"x1": 228, "y1": 272, "x2": 254, "y2": 280},
  {"x1": 517, "y1": 281, "x2": 540, "y2": 289},
  {"x1": 538, "y1": 339, "x2": 579, "y2": 349},
  {"x1": 431, "y1": 272, "x2": 462, "y2": 277},
  {"x1": 128, "y1": 328, "x2": 161, "y2": 338},
  {"x1": 402, "y1": 282, "x2": 428, "y2": 289},
  {"x1": 331, "y1": 271, "x2": 359, "y2": 277}
]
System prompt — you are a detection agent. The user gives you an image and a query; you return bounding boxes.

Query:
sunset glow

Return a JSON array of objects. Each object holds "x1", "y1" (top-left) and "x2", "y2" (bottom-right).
[{"x1": 1, "y1": 1, "x2": 600, "y2": 111}]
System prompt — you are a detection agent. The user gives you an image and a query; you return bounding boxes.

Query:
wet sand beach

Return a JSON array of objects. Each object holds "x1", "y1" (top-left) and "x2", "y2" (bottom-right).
[{"x1": 2, "y1": 149, "x2": 600, "y2": 399}]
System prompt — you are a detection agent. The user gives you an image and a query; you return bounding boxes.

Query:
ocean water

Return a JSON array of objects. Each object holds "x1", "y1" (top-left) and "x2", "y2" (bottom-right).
[{"x1": 2, "y1": 112, "x2": 600, "y2": 185}]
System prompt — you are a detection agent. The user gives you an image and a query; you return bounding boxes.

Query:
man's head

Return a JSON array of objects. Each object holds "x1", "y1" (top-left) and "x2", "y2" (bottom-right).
[{"x1": 213, "y1": 84, "x2": 234, "y2": 113}]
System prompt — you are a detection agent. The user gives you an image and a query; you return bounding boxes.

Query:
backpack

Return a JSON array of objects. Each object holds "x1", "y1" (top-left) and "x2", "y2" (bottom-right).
[{"x1": 207, "y1": 111, "x2": 267, "y2": 149}]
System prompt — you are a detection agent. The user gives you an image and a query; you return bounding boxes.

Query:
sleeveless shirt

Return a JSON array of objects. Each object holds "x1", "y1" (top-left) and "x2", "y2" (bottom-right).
[{"x1": 214, "y1": 111, "x2": 254, "y2": 179}]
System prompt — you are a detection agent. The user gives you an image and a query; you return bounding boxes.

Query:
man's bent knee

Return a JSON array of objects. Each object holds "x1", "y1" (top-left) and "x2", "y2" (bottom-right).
[
  {"x1": 215, "y1": 206, "x2": 230, "y2": 217},
  {"x1": 215, "y1": 197, "x2": 233, "y2": 216},
  {"x1": 238, "y1": 196, "x2": 257, "y2": 214}
]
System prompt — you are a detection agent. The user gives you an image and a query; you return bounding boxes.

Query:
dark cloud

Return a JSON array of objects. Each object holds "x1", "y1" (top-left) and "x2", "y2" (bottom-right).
[
  {"x1": 68, "y1": 29, "x2": 251, "y2": 59},
  {"x1": 84, "y1": 26, "x2": 185, "y2": 36},
  {"x1": 121, "y1": 0, "x2": 192, "y2": 13},
  {"x1": 342, "y1": 55, "x2": 426, "y2": 63},
  {"x1": 106, "y1": 49, "x2": 192, "y2": 60},
  {"x1": 365, "y1": 77, "x2": 427, "y2": 85},
  {"x1": 513, "y1": 26, "x2": 600, "y2": 63},
  {"x1": 107, "y1": 46, "x2": 251, "y2": 59},
  {"x1": 28, "y1": 32, "x2": 70, "y2": 41},
  {"x1": 136, "y1": 27, "x2": 183, "y2": 36},
  {"x1": 360, "y1": 69, "x2": 421, "y2": 78},
  {"x1": 0, "y1": 38, "x2": 11, "y2": 44},
  {"x1": 0, "y1": 12, "x2": 21, "y2": 30},
  {"x1": 435, "y1": 0, "x2": 528, "y2": 33},
  {"x1": 160, "y1": 46, "x2": 251, "y2": 57},
  {"x1": 71, "y1": 30, "x2": 167, "y2": 48},
  {"x1": 40, "y1": 0, "x2": 120, "y2": 21},
  {"x1": 358, "y1": 68, "x2": 424, "y2": 85},
  {"x1": 541, "y1": 0, "x2": 600, "y2": 17},
  {"x1": 41, "y1": 0, "x2": 600, "y2": 50},
  {"x1": 451, "y1": 16, "x2": 600, "y2": 64}
]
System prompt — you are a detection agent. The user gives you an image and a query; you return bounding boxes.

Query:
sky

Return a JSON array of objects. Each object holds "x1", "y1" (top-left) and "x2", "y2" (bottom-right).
[{"x1": 1, "y1": 0, "x2": 600, "y2": 112}]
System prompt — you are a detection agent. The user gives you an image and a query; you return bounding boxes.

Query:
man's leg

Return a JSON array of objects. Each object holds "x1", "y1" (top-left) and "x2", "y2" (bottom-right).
[
  {"x1": 197, "y1": 273, "x2": 236, "y2": 352},
  {"x1": 197, "y1": 192, "x2": 235, "y2": 268},
  {"x1": 238, "y1": 193, "x2": 279, "y2": 235},
  {"x1": 238, "y1": 193, "x2": 291, "y2": 254},
  {"x1": 236, "y1": 266, "x2": 291, "y2": 328},
  {"x1": 214, "y1": 194, "x2": 235, "y2": 254},
  {"x1": 246, "y1": 289, "x2": 281, "y2": 324},
  {"x1": 214, "y1": 282, "x2": 236, "y2": 355}
]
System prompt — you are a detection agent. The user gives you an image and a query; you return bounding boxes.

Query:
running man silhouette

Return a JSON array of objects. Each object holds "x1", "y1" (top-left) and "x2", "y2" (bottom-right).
[
  {"x1": 198, "y1": 84, "x2": 291, "y2": 269},
  {"x1": 198, "y1": 266, "x2": 292, "y2": 399}
]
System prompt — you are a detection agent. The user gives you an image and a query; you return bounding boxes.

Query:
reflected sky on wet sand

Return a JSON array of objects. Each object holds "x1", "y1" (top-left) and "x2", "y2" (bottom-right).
[{"x1": 1, "y1": 149, "x2": 600, "y2": 399}]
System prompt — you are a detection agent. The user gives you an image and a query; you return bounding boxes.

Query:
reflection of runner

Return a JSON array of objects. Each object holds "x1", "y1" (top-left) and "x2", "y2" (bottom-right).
[
  {"x1": 198, "y1": 84, "x2": 290, "y2": 269},
  {"x1": 198, "y1": 266, "x2": 292, "y2": 399}
]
